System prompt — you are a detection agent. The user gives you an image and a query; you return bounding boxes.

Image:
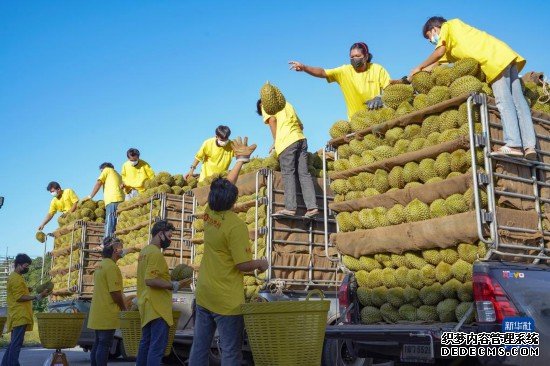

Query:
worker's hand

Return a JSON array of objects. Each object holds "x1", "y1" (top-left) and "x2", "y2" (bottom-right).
[
  {"x1": 38, "y1": 224, "x2": 45, "y2": 231},
  {"x1": 82, "y1": 195, "x2": 92, "y2": 202},
  {"x1": 232, "y1": 136, "x2": 257, "y2": 162},
  {"x1": 119, "y1": 183, "x2": 125, "y2": 190},
  {"x1": 178, "y1": 278, "x2": 191, "y2": 289},
  {"x1": 40, "y1": 288, "x2": 51, "y2": 298},
  {"x1": 408, "y1": 66, "x2": 422, "y2": 81},
  {"x1": 184, "y1": 170, "x2": 194, "y2": 181},
  {"x1": 365, "y1": 96, "x2": 383, "y2": 110},
  {"x1": 289, "y1": 61, "x2": 305, "y2": 72},
  {"x1": 257, "y1": 259, "x2": 269, "y2": 272}
]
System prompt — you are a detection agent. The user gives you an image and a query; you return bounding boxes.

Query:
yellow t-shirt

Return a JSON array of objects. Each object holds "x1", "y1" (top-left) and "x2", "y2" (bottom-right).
[
  {"x1": 436, "y1": 18, "x2": 526, "y2": 84},
  {"x1": 120, "y1": 160, "x2": 155, "y2": 193},
  {"x1": 137, "y1": 244, "x2": 173, "y2": 327},
  {"x1": 6, "y1": 272, "x2": 33, "y2": 332},
  {"x1": 195, "y1": 206, "x2": 252, "y2": 315},
  {"x1": 98, "y1": 167, "x2": 124, "y2": 206},
  {"x1": 195, "y1": 137, "x2": 235, "y2": 182},
  {"x1": 87, "y1": 258, "x2": 123, "y2": 330},
  {"x1": 48, "y1": 188, "x2": 79, "y2": 215},
  {"x1": 325, "y1": 63, "x2": 391, "y2": 120},
  {"x1": 262, "y1": 102, "x2": 305, "y2": 156}
]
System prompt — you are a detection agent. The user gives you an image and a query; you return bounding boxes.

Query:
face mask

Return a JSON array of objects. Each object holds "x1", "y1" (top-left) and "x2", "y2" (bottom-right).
[
  {"x1": 160, "y1": 232, "x2": 171, "y2": 249},
  {"x1": 50, "y1": 191, "x2": 58, "y2": 197},
  {"x1": 119, "y1": 249, "x2": 127, "y2": 258},
  {"x1": 350, "y1": 57, "x2": 366, "y2": 69},
  {"x1": 430, "y1": 33, "x2": 439, "y2": 46},
  {"x1": 21, "y1": 267, "x2": 29, "y2": 274},
  {"x1": 217, "y1": 139, "x2": 228, "y2": 147},
  {"x1": 130, "y1": 160, "x2": 139, "y2": 166}
]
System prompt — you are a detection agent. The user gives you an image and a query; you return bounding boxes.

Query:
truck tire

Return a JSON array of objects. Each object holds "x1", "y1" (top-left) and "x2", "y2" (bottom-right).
[{"x1": 322, "y1": 339, "x2": 369, "y2": 366}]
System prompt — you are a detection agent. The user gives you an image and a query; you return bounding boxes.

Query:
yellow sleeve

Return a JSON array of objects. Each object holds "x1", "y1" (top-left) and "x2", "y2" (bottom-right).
[
  {"x1": 325, "y1": 65, "x2": 344, "y2": 83},
  {"x1": 9, "y1": 276, "x2": 27, "y2": 301},
  {"x1": 120, "y1": 164, "x2": 127, "y2": 181},
  {"x1": 145, "y1": 251, "x2": 164, "y2": 280},
  {"x1": 106, "y1": 265, "x2": 123, "y2": 292},
  {"x1": 195, "y1": 140, "x2": 208, "y2": 162},
  {"x1": 436, "y1": 22, "x2": 449, "y2": 50},
  {"x1": 228, "y1": 222, "x2": 253, "y2": 265},
  {"x1": 144, "y1": 163, "x2": 155, "y2": 180},
  {"x1": 68, "y1": 189, "x2": 79, "y2": 205},
  {"x1": 98, "y1": 169, "x2": 108, "y2": 183},
  {"x1": 48, "y1": 199, "x2": 57, "y2": 215},
  {"x1": 378, "y1": 66, "x2": 391, "y2": 90}
]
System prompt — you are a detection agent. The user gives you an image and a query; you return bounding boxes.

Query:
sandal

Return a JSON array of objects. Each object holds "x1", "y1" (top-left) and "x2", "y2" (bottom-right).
[
  {"x1": 304, "y1": 209, "x2": 319, "y2": 218},
  {"x1": 273, "y1": 209, "x2": 296, "y2": 217},
  {"x1": 524, "y1": 147, "x2": 538, "y2": 161},
  {"x1": 493, "y1": 146, "x2": 523, "y2": 157}
]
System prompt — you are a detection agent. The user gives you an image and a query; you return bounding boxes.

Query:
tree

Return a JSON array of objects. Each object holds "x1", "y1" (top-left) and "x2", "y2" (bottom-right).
[{"x1": 22, "y1": 255, "x2": 52, "y2": 312}]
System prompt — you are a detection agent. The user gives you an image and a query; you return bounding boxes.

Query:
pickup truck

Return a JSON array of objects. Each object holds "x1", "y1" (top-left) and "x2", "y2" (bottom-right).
[{"x1": 324, "y1": 261, "x2": 550, "y2": 365}]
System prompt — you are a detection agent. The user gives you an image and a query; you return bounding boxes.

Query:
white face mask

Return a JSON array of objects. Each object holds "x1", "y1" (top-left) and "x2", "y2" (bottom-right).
[
  {"x1": 217, "y1": 139, "x2": 228, "y2": 147},
  {"x1": 130, "y1": 160, "x2": 139, "y2": 166},
  {"x1": 50, "y1": 191, "x2": 58, "y2": 197}
]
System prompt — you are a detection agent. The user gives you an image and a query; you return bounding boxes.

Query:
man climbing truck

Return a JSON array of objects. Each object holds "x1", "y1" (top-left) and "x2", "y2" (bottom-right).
[{"x1": 321, "y1": 90, "x2": 550, "y2": 365}]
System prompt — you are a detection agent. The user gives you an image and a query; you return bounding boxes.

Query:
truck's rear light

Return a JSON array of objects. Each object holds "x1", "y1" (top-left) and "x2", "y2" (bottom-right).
[
  {"x1": 473, "y1": 273, "x2": 518, "y2": 323},
  {"x1": 338, "y1": 281, "x2": 351, "y2": 322}
]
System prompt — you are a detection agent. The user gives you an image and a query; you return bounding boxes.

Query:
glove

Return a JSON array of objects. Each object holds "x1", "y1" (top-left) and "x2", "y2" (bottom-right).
[
  {"x1": 231, "y1": 136, "x2": 257, "y2": 162},
  {"x1": 171, "y1": 281, "x2": 180, "y2": 292},
  {"x1": 365, "y1": 96, "x2": 383, "y2": 110}
]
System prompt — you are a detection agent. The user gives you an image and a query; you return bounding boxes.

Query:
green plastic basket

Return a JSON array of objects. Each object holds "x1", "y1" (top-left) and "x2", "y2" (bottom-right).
[
  {"x1": 0, "y1": 316, "x2": 6, "y2": 336},
  {"x1": 36, "y1": 312, "x2": 86, "y2": 349},
  {"x1": 119, "y1": 310, "x2": 181, "y2": 358},
  {"x1": 241, "y1": 289, "x2": 330, "y2": 366}
]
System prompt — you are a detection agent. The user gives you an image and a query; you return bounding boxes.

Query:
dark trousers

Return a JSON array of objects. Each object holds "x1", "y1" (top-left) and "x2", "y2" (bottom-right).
[
  {"x1": 90, "y1": 329, "x2": 116, "y2": 366},
  {"x1": 1, "y1": 324, "x2": 26, "y2": 366},
  {"x1": 136, "y1": 317, "x2": 169, "y2": 366}
]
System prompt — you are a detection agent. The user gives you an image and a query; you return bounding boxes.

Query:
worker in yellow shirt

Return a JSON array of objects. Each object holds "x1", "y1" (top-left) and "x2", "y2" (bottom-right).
[
  {"x1": 87, "y1": 237, "x2": 126, "y2": 366},
  {"x1": 120, "y1": 148, "x2": 155, "y2": 199},
  {"x1": 37, "y1": 181, "x2": 79, "y2": 230},
  {"x1": 189, "y1": 137, "x2": 268, "y2": 366},
  {"x1": 256, "y1": 99, "x2": 319, "y2": 218},
  {"x1": 84, "y1": 162, "x2": 125, "y2": 238},
  {"x1": 2, "y1": 254, "x2": 51, "y2": 366},
  {"x1": 136, "y1": 220, "x2": 189, "y2": 366},
  {"x1": 290, "y1": 42, "x2": 391, "y2": 119},
  {"x1": 185, "y1": 125, "x2": 235, "y2": 182},
  {"x1": 410, "y1": 17, "x2": 537, "y2": 160}
]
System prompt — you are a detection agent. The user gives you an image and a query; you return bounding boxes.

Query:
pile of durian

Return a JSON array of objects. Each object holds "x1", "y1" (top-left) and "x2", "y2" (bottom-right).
[
  {"x1": 57, "y1": 200, "x2": 105, "y2": 227},
  {"x1": 344, "y1": 242, "x2": 486, "y2": 324}
]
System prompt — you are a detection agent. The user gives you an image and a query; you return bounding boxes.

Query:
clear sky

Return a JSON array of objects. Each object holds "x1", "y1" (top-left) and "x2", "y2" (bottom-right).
[{"x1": 1, "y1": 1, "x2": 549, "y2": 257}]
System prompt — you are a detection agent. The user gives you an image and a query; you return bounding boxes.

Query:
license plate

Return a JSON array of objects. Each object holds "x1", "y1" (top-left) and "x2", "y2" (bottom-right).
[{"x1": 400, "y1": 343, "x2": 434, "y2": 363}]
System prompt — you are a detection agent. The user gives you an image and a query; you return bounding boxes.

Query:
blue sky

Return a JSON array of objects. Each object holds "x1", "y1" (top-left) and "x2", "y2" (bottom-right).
[{"x1": 1, "y1": 1, "x2": 549, "y2": 257}]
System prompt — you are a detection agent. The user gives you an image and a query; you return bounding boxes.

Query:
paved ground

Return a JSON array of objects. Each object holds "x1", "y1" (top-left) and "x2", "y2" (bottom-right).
[{"x1": 0, "y1": 347, "x2": 137, "y2": 366}]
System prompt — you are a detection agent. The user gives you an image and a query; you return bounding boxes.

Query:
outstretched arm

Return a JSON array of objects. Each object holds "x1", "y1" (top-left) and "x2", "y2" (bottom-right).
[
  {"x1": 409, "y1": 46, "x2": 446, "y2": 79},
  {"x1": 86, "y1": 181, "x2": 103, "y2": 200},
  {"x1": 228, "y1": 137, "x2": 257, "y2": 185},
  {"x1": 289, "y1": 61, "x2": 327, "y2": 78},
  {"x1": 38, "y1": 212, "x2": 54, "y2": 231}
]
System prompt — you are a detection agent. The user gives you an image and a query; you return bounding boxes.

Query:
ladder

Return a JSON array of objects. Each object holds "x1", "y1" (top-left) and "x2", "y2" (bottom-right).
[{"x1": 467, "y1": 93, "x2": 550, "y2": 263}]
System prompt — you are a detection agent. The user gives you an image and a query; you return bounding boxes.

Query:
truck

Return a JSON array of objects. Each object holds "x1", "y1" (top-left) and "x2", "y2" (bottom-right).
[{"x1": 322, "y1": 94, "x2": 550, "y2": 365}]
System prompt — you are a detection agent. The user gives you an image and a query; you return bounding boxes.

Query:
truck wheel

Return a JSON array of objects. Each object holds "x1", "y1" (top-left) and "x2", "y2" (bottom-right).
[{"x1": 322, "y1": 339, "x2": 368, "y2": 366}]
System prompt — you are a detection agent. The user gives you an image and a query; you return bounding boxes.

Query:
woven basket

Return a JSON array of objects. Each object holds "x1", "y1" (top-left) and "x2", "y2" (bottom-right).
[
  {"x1": 36, "y1": 312, "x2": 86, "y2": 349},
  {"x1": 119, "y1": 310, "x2": 181, "y2": 358},
  {"x1": 0, "y1": 316, "x2": 6, "y2": 336},
  {"x1": 241, "y1": 290, "x2": 330, "y2": 366}
]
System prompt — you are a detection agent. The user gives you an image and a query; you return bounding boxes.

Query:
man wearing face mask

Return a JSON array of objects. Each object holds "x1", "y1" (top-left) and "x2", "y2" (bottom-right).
[
  {"x1": 120, "y1": 148, "x2": 155, "y2": 199},
  {"x1": 37, "y1": 181, "x2": 79, "y2": 231},
  {"x1": 87, "y1": 237, "x2": 127, "y2": 366},
  {"x1": 136, "y1": 220, "x2": 189, "y2": 366},
  {"x1": 290, "y1": 42, "x2": 391, "y2": 120},
  {"x1": 185, "y1": 125, "x2": 234, "y2": 183},
  {"x1": 2, "y1": 254, "x2": 51, "y2": 366}
]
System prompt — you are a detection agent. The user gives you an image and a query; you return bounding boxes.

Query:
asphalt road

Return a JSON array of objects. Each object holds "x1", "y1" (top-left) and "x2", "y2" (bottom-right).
[{"x1": 0, "y1": 347, "x2": 137, "y2": 366}]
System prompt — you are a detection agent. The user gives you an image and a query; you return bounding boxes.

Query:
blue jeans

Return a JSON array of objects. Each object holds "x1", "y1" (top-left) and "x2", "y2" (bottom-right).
[
  {"x1": 1, "y1": 324, "x2": 26, "y2": 366},
  {"x1": 491, "y1": 64, "x2": 537, "y2": 148},
  {"x1": 188, "y1": 305, "x2": 244, "y2": 366},
  {"x1": 136, "y1": 317, "x2": 169, "y2": 366},
  {"x1": 90, "y1": 329, "x2": 115, "y2": 366},
  {"x1": 104, "y1": 202, "x2": 120, "y2": 238}
]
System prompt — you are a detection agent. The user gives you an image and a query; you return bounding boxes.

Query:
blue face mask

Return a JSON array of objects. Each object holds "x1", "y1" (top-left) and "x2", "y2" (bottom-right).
[{"x1": 429, "y1": 33, "x2": 439, "y2": 46}]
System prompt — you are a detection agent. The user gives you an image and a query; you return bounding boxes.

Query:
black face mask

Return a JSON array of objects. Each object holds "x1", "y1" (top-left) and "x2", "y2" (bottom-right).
[
  {"x1": 21, "y1": 267, "x2": 29, "y2": 274},
  {"x1": 160, "y1": 232, "x2": 171, "y2": 249},
  {"x1": 350, "y1": 57, "x2": 366, "y2": 69}
]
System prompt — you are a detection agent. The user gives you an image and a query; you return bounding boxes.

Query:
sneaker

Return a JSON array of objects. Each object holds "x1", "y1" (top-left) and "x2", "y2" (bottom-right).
[
  {"x1": 272, "y1": 209, "x2": 296, "y2": 217},
  {"x1": 493, "y1": 146, "x2": 523, "y2": 157},
  {"x1": 524, "y1": 147, "x2": 538, "y2": 160},
  {"x1": 304, "y1": 209, "x2": 320, "y2": 218}
]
